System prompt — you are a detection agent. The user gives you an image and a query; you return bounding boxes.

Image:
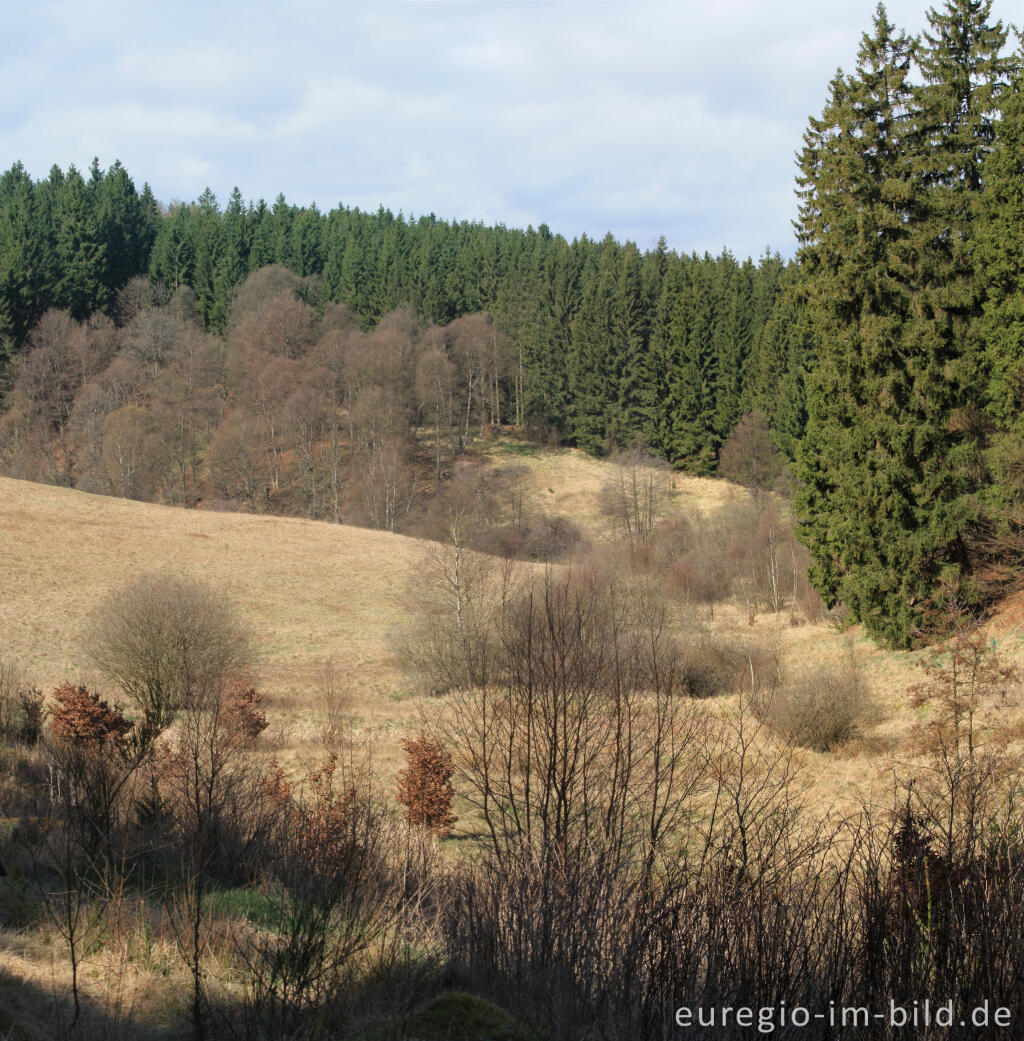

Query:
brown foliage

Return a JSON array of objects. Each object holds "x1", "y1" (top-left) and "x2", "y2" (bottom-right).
[
  {"x1": 396, "y1": 733, "x2": 457, "y2": 835},
  {"x1": 221, "y1": 681, "x2": 269, "y2": 748},
  {"x1": 48, "y1": 682, "x2": 132, "y2": 747}
]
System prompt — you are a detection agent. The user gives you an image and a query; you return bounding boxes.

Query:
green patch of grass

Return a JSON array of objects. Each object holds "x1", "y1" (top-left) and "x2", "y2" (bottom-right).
[
  {"x1": 492, "y1": 442, "x2": 538, "y2": 457},
  {"x1": 204, "y1": 882, "x2": 279, "y2": 928}
]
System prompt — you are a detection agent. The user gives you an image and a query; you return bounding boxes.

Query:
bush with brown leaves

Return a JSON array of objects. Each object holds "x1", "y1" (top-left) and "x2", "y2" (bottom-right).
[
  {"x1": 49, "y1": 682, "x2": 133, "y2": 746},
  {"x1": 396, "y1": 733, "x2": 457, "y2": 835},
  {"x1": 221, "y1": 681, "x2": 268, "y2": 748}
]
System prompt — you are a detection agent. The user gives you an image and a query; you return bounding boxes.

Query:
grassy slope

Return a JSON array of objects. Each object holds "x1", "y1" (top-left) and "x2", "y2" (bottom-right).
[
  {"x1": 4, "y1": 448, "x2": 1024, "y2": 1035},
  {"x1": 1, "y1": 473, "x2": 439, "y2": 781},
  {"x1": 3, "y1": 445, "x2": 1024, "y2": 798}
]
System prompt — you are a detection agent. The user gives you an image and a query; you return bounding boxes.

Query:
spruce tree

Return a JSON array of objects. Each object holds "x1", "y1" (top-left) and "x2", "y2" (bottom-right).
[
  {"x1": 796, "y1": 7, "x2": 926, "y2": 644},
  {"x1": 53, "y1": 164, "x2": 109, "y2": 319},
  {"x1": 0, "y1": 163, "x2": 49, "y2": 343},
  {"x1": 798, "y1": 0, "x2": 1015, "y2": 646},
  {"x1": 567, "y1": 234, "x2": 618, "y2": 454},
  {"x1": 976, "y1": 44, "x2": 1024, "y2": 588}
]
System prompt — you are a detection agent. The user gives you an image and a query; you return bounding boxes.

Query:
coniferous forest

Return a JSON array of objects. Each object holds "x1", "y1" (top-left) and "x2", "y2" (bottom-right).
[{"x1": 1, "y1": 0, "x2": 1023, "y2": 649}]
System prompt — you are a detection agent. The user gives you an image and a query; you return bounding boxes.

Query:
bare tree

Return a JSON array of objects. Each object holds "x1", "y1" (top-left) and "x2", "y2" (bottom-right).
[
  {"x1": 99, "y1": 404, "x2": 161, "y2": 499},
  {"x1": 444, "y1": 568, "x2": 706, "y2": 876},
  {"x1": 206, "y1": 409, "x2": 265, "y2": 511},
  {"x1": 227, "y1": 266, "x2": 316, "y2": 361},
  {"x1": 599, "y1": 444, "x2": 670, "y2": 556},
  {"x1": 84, "y1": 573, "x2": 254, "y2": 734},
  {"x1": 415, "y1": 337, "x2": 459, "y2": 487},
  {"x1": 349, "y1": 385, "x2": 416, "y2": 531},
  {"x1": 12, "y1": 309, "x2": 109, "y2": 486},
  {"x1": 718, "y1": 410, "x2": 788, "y2": 518},
  {"x1": 153, "y1": 326, "x2": 223, "y2": 506}
]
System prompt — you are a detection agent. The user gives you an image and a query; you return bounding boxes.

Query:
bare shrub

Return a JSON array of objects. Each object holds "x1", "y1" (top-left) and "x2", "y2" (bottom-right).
[
  {"x1": 718, "y1": 410, "x2": 788, "y2": 516},
  {"x1": 403, "y1": 485, "x2": 520, "y2": 693},
  {"x1": 905, "y1": 618, "x2": 1021, "y2": 860},
  {"x1": 157, "y1": 674, "x2": 280, "y2": 1035},
  {"x1": 239, "y1": 753, "x2": 412, "y2": 1037},
  {"x1": 84, "y1": 573, "x2": 254, "y2": 731},
  {"x1": 599, "y1": 445, "x2": 670, "y2": 556},
  {"x1": 0, "y1": 660, "x2": 45, "y2": 745},
  {"x1": 397, "y1": 733, "x2": 457, "y2": 835},
  {"x1": 680, "y1": 628, "x2": 762, "y2": 700},
  {"x1": 514, "y1": 512, "x2": 585, "y2": 562},
  {"x1": 317, "y1": 659, "x2": 353, "y2": 749},
  {"x1": 652, "y1": 509, "x2": 733, "y2": 614},
  {"x1": 753, "y1": 644, "x2": 869, "y2": 751}
]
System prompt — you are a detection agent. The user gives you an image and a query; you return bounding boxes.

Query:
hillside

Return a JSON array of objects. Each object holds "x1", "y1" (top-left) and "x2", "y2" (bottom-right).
[
  {"x1": 0, "y1": 444, "x2": 741, "y2": 691},
  {"x1": 5, "y1": 453, "x2": 1024, "y2": 808},
  {"x1": 1, "y1": 474, "x2": 423, "y2": 686},
  {"x1": 5, "y1": 451, "x2": 1024, "y2": 1039}
]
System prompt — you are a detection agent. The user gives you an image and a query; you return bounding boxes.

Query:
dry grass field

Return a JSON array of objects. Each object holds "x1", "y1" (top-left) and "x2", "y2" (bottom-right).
[
  {"x1": 477, "y1": 436, "x2": 745, "y2": 539},
  {"x1": 4, "y1": 442, "x2": 1024, "y2": 809},
  {"x1": 5, "y1": 447, "x2": 1024, "y2": 1037},
  {"x1": 0, "y1": 473, "x2": 439, "y2": 781}
]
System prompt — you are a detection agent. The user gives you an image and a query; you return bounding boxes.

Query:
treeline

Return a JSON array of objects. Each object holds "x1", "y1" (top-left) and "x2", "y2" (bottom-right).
[
  {"x1": 0, "y1": 162, "x2": 810, "y2": 470},
  {"x1": 0, "y1": 266, "x2": 525, "y2": 527},
  {"x1": 795, "y1": 0, "x2": 1024, "y2": 646}
]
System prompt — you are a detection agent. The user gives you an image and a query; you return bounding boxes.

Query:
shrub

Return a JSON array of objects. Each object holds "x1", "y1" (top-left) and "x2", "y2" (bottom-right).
[
  {"x1": 221, "y1": 681, "x2": 268, "y2": 749},
  {"x1": 46, "y1": 684, "x2": 142, "y2": 866},
  {"x1": 240, "y1": 753, "x2": 407, "y2": 1036},
  {"x1": 0, "y1": 660, "x2": 45, "y2": 745},
  {"x1": 49, "y1": 683, "x2": 133, "y2": 746},
  {"x1": 397, "y1": 733, "x2": 457, "y2": 836},
  {"x1": 680, "y1": 629, "x2": 763, "y2": 700},
  {"x1": 753, "y1": 648, "x2": 869, "y2": 751},
  {"x1": 84, "y1": 573, "x2": 254, "y2": 731}
]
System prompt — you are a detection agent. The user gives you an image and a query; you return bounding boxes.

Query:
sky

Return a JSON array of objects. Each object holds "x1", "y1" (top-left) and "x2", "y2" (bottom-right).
[{"x1": 2, "y1": 0, "x2": 965, "y2": 259}]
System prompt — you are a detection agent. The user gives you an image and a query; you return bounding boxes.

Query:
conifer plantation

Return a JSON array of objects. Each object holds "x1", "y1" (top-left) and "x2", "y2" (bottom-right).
[{"x1": 797, "y1": 0, "x2": 1022, "y2": 646}]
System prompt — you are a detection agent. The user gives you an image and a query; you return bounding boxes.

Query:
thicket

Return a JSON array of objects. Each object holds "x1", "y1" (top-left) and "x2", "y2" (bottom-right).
[
  {"x1": 4, "y1": 543, "x2": 1024, "y2": 1040},
  {"x1": 0, "y1": 577, "x2": 444, "y2": 1040}
]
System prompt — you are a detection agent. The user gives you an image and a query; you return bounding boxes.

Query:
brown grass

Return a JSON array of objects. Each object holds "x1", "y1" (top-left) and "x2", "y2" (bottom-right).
[
  {"x1": 0, "y1": 474, "x2": 441, "y2": 777},
  {"x1": 6, "y1": 450, "x2": 1024, "y2": 1034},
  {"x1": 5, "y1": 456, "x2": 1024, "y2": 808},
  {"x1": 479, "y1": 437, "x2": 744, "y2": 543}
]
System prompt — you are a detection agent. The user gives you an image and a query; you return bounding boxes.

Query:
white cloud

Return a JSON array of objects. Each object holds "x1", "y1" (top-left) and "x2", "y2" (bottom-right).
[{"x1": 2, "y1": 0, "x2": 969, "y2": 257}]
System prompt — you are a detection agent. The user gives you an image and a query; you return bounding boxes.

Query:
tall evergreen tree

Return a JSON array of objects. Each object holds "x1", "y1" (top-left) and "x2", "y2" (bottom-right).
[
  {"x1": 567, "y1": 234, "x2": 618, "y2": 454},
  {"x1": 975, "y1": 44, "x2": 1024, "y2": 587},
  {"x1": 53, "y1": 165, "x2": 109, "y2": 319},
  {"x1": 796, "y1": 6, "x2": 929, "y2": 644},
  {"x1": 0, "y1": 163, "x2": 49, "y2": 343}
]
